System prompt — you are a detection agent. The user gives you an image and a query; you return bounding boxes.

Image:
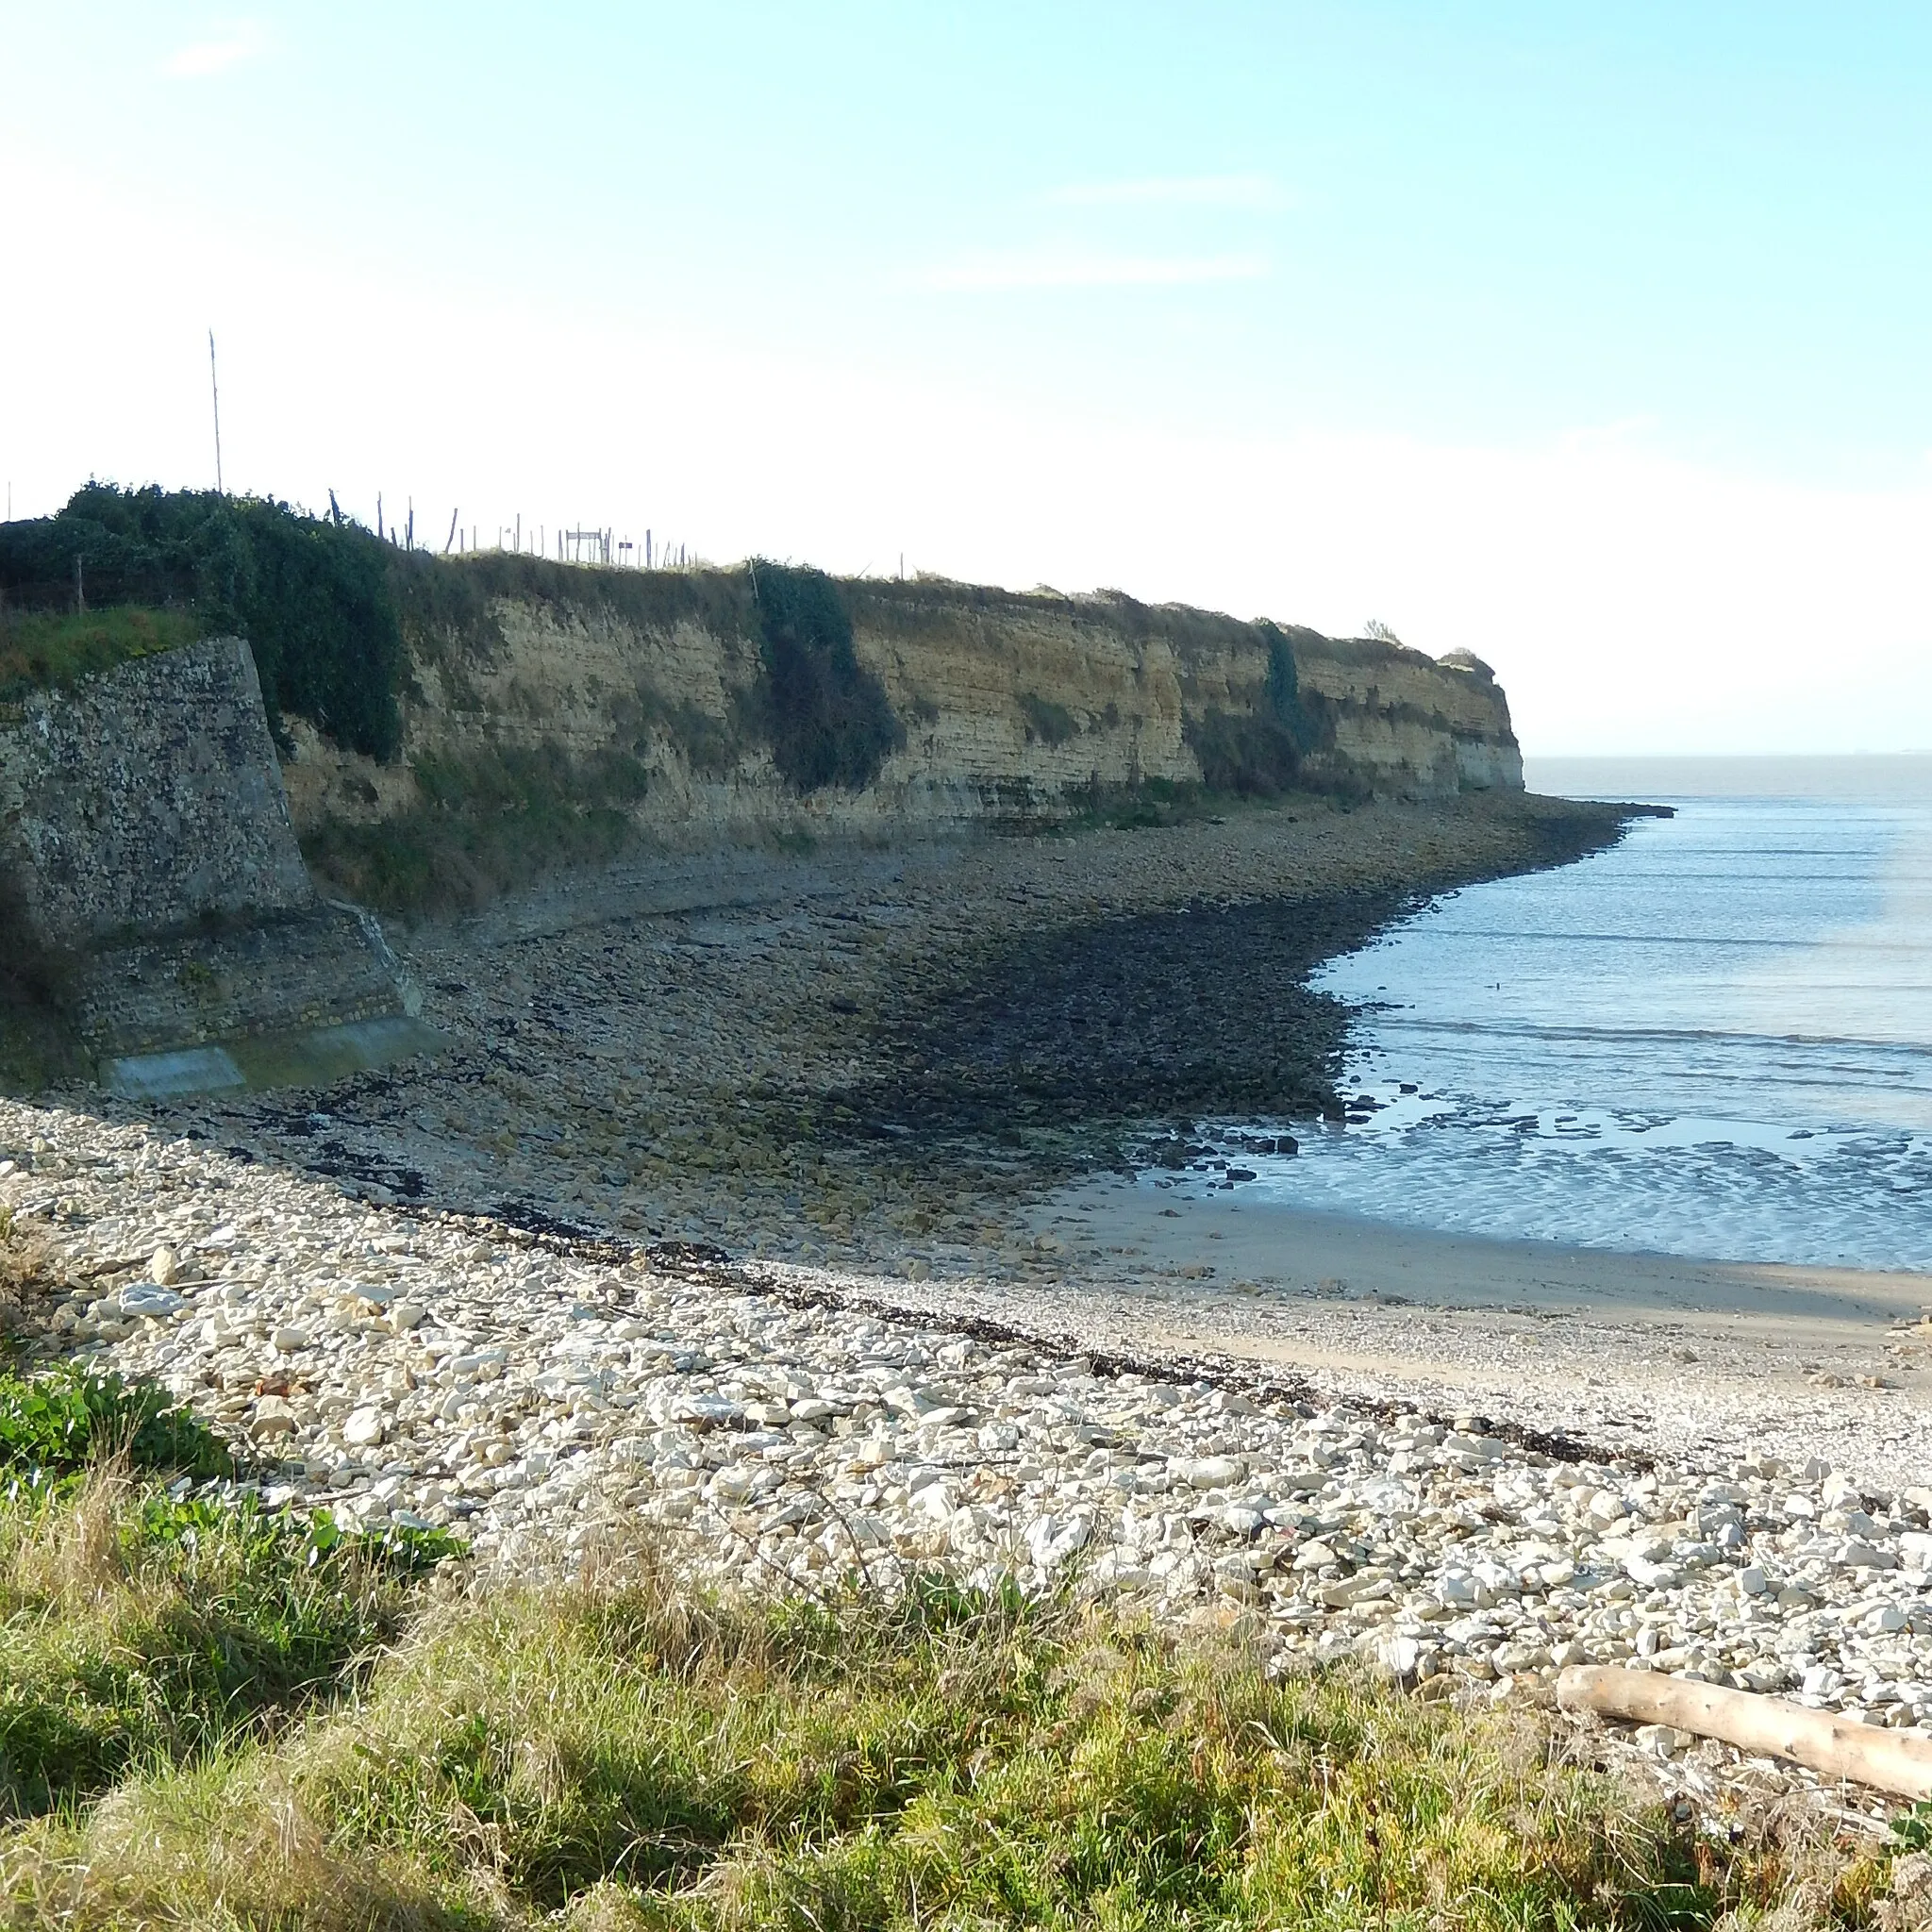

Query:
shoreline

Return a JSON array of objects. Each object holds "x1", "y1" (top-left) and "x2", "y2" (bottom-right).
[
  {"x1": 1009, "y1": 1180, "x2": 1932, "y2": 1489},
  {"x1": 14, "y1": 780, "x2": 1917, "y2": 1491},
  {"x1": 7, "y1": 1094, "x2": 1932, "y2": 1814},
  {"x1": 29, "y1": 777, "x2": 1916, "y2": 1481},
  {"x1": 30, "y1": 789, "x2": 1637, "y2": 1263}
]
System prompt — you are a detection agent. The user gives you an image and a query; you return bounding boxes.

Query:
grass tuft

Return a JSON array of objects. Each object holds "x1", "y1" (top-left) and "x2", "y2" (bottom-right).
[{"x1": 0, "y1": 1467, "x2": 455, "y2": 1824}]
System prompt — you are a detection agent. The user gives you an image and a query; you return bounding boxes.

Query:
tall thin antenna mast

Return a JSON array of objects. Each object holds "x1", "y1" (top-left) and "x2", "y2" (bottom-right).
[{"x1": 208, "y1": 330, "x2": 224, "y2": 494}]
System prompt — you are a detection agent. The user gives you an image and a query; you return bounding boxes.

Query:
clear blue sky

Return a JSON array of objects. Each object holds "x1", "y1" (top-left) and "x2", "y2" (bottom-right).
[{"x1": 5, "y1": 4, "x2": 1930, "y2": 751}]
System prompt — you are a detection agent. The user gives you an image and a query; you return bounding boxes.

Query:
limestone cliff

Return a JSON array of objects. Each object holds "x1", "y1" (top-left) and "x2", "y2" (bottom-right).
[{"x1": 283, "y1": 566, "x2": 1521, "y2": 847}]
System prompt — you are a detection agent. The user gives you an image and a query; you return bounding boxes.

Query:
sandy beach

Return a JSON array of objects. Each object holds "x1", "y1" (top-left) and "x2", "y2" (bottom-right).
[{"x1": 996, "y1": 1177, "x2": 1932, "y2": 1486}]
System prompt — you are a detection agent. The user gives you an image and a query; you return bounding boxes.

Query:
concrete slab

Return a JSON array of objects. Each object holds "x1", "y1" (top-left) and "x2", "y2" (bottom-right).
[
  {"x1": 103, "y1": 1016, "x2": 446, "y2": 1100},
  {"x1": 100, "y1": 1045, "x2": 248, "y2": 1100}
]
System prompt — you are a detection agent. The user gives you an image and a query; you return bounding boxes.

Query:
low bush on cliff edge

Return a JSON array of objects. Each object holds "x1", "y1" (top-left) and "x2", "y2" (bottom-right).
[{"x1": 0, "y1": 1548, "x2": 1884, "y2": 1929}]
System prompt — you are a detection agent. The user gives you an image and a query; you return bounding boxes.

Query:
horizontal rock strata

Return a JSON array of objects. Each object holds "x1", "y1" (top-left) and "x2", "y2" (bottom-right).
[{"x1": 288, "y1": 572, "x2": 1523, "y2": 849}]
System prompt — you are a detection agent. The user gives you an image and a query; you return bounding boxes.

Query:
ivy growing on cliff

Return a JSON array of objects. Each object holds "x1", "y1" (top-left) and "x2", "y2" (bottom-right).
[
  {"x1": 1183, "y1": 623, "x2": 1320, "y2": 796},
  {"x1": 748, "y1": 561, "x2": 902, "y2": 791}
]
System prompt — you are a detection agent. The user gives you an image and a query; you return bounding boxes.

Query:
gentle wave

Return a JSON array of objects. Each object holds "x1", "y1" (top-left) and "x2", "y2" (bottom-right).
[{"x1": 1367, "y1": 1015, "x2": 1932, "y2": 1059}]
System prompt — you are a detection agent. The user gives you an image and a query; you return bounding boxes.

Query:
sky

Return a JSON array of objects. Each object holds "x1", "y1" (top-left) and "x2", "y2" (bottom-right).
[{"x1": 3, "y1": 2, "x2": 1930, "y2": 754}]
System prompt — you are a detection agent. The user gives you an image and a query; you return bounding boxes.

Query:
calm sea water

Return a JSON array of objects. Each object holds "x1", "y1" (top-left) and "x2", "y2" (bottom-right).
[{"x1": 1224, "y1": 757, "x2": 1932, "y2": 1271}]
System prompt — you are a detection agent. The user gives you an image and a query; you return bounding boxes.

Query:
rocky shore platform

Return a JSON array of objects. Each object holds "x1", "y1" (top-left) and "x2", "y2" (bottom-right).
[{"x1": 72, "y1": 791, "x2": 1628, "y2": 1260}]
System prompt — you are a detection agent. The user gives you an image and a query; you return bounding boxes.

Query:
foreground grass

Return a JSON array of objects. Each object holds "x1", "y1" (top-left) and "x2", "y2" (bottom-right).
[
  {"x1": 0, "y1": 1536, "x2": 1896, "y2": 1930},
  {"x1": 0, "y1": 1470, "x2": 441, "y2": 1822},
  {"x1": 0, "y1": 605, "x2": 199, "y2": 703},
  {"x1": 0, "y1": 1339, "x2": 458, "y2": 1826}
]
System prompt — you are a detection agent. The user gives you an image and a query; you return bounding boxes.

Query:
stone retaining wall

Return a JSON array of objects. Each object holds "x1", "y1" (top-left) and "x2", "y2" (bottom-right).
[
  {"x1": 68, "y1": 904, "x2": 419, "y2": 1058},
  {"x1": 0, "y1": 637, "x2": 313, "y2": 949}
]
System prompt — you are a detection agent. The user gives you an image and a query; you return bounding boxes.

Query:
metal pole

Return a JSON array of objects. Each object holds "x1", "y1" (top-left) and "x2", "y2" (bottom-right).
[{"x1": 208, "y1": 330, "x2": 224, "y2": 494}]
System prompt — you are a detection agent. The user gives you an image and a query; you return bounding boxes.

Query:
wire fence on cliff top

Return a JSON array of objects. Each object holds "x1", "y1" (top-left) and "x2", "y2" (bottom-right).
[{"x1": 0, "y1": 529, "x2": 705, "y2": 625}]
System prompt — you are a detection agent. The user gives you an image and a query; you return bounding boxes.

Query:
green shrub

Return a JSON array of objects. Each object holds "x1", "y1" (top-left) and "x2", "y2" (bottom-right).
[
  {"x1": 1018, "y1": 691, "x2": 1078, "y2": 746},
  {"x1": 305, "y1": 741, "x2": 652, "y2": 915},
  {"x1": 0, "y1": 1364, "x2": 232, "y2": 1479},
  {"x1": 1183, "y1": 626, "x2": 1320, "y2": 796},
  {"x1": 635, "y1": 688, "x2": 742, "y2": 775},
  {"x1": 1184, "y1": 707, "x2": 1301, "y2": 794},
  {"x1": 749, "y1": 562, "x2": 902, "y2": 791},
  {"x1": 0, "y1": 485, "x2": 403, "y2": 759}
]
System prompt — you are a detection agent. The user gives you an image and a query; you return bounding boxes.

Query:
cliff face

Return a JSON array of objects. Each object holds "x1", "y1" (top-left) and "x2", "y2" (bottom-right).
[
  {"x1": 1292, "y1": 638, "x2": 1524, "y2": 795},
  {"x1": 282, "y1": 568, "x2": 1521, "y2": 842}
]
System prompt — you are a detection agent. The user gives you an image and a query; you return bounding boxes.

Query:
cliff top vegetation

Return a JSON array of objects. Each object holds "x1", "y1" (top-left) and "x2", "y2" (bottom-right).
[
  {"x1": 0, "y1": 485, "x2": 403, "y2": 759},
  {"x1": 0, "y1": 605, "x2": 202, "y2": 706}
]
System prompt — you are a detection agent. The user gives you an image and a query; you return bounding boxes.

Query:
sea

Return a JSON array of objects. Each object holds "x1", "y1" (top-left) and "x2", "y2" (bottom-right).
[{"x1": 1220, "y1": 757, "x2": 1932, "y2": 1273}]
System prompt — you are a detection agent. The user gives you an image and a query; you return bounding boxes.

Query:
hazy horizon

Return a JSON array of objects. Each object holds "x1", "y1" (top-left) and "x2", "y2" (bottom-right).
[
  {"x1": 6, "y1": 4, "x2": 1931, "y2": 758},
  {"x1": 1526, "y1": 751, "x2": 1932, "y2": 797}
]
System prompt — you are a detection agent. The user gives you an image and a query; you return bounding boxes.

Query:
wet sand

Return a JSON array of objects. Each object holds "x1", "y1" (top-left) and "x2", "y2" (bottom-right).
[{"x1": 993, "y1": 1175, "x2": 1932, "y2": 1484}]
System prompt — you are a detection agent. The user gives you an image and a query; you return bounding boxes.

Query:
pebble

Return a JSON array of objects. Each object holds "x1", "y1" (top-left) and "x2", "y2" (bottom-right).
[{"x1": 6, "y1": 1094, "x2": 1932, "y2": 1759}]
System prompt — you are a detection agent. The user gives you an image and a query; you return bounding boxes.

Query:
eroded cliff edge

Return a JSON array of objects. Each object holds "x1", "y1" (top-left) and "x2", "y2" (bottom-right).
[{"x1": 285, "y1": 565, "x2": 1522, "y2": 871}]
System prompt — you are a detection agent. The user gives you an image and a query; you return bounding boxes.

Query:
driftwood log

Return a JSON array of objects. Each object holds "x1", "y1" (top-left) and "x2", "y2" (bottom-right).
[{"x1": 1557, "y1": 1664, "x2": 1932, "y2": 1799}]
